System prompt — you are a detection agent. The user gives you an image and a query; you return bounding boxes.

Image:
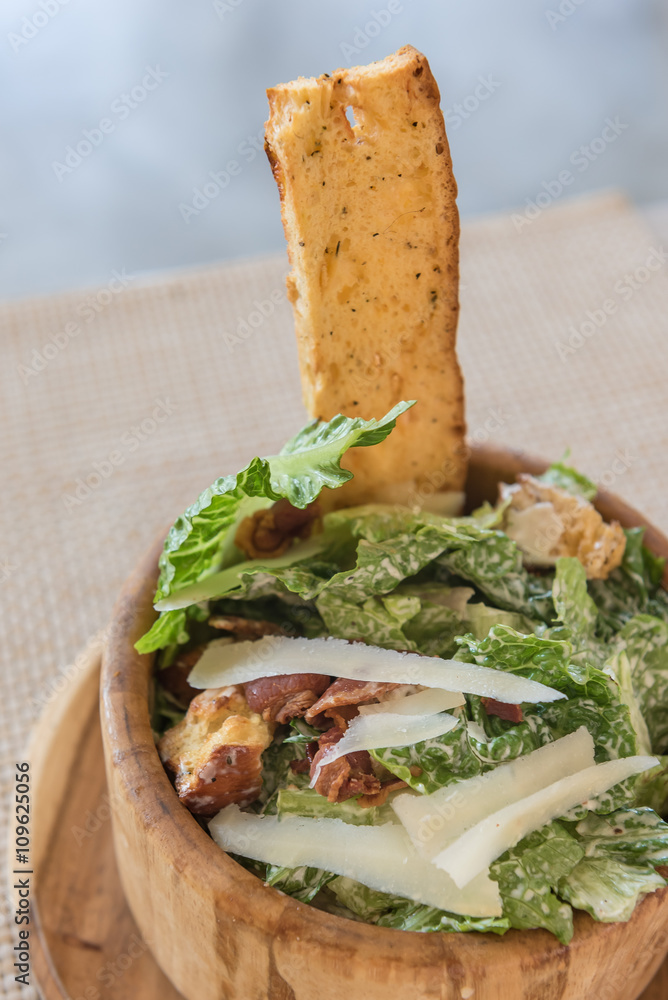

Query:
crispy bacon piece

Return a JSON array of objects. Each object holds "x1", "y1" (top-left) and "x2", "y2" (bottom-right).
[
  {"x1": 158, "y1": 685, "x2": 272, "y2": 816},
  {"x1": 482, "y1": 698, "x2": 524, "y2": 724},
  {"x1": 656, "y1": 865, "x2": 668, "y2": 880},
  {"x1": 158, "y1": 646, "x2": 203, "y2": 708},
  {"x1": 358, "y1": 777, "x2": 408, "y2": 809},
  {"x1": 209, "y1": 615, "x2": 288, "y2": 639},
  {"x1": 234, "y1": 498, "x2": 320, "y2": 560},
  {"x1": 309, "y1": 727, "x2": 382, "y2": 803},
  {"x1": 243, "y1": 673, "x2": 330, "y2": 724},
  {"x1": 289, "y1": 741, "x2": 319, "y2": 774},
  {"x1": 304, "y1": 677, "x2": 401, "y2": 725}
]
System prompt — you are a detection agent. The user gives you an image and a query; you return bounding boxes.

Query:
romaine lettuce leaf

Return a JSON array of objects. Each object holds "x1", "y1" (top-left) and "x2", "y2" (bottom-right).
[
  {"x1": 634, "y1": 758, "x2": 668, "y2": 817},
  {"x1": 315, "y1": 590, "x2": 420, "y2": 652},
  {"x1": 603, "y1": 648, "x2": 652, "y2": 757},
  {"x1": 457, "y1": 625, "x2": 639, "y2": 808},
  {"x1": 136, "y1": 403, "x2": 413, "y2": 652},
  {"x1": 327, "y1": 877, "x2": 510, "y2": 934},
  {"x1": 552, "y1": 557, "x2": 605, "y2": 667},
  {"x1": 613, "y1": 615, "x2": 668, "y2": 754},
  {"x1": 402, "y1": 599, "x2": 470, "y2": 657},
  {"x1": 277, "y1": 787, "x2": 394, "y2": 826},
  {"x1": 573, "y1": 807, "x2": 668, "y2": 864},
  {"x1": 589, "y1": 528, "x2": 668, "y2": 636},
  {"x1": 466, "y1": 707, "x2": 555, "y2": 764},
  {"x1": 491, "y1": 822, "x2": 582, "y2": 944},
  {"x1": 265, "y1": 864, "x2": 337, "y2": 902},
  {"x1": 370, "y1": 715, "x2": 481, "y2": 794},
  {"x1": 558, "y1": 858, "x2": 665, "y2": 922},
  {"x1": 437, "y1": 532, "x2": 554, "y2": 622},
  {"x1": 315, "y1": 585, "x2": 471, "y2": 657},
  {"x1": 463, "y1": 603, "x2": 535, "y2": 640},
  {"x1": 539, "y1": 455, "x2": 597, "y2": 501},
  {"x1": 456, "y1": 626, "x2": 614, "y2": 706},
  {"x1": 257, "y1": 737, "x2": 309, "y2": 813}
]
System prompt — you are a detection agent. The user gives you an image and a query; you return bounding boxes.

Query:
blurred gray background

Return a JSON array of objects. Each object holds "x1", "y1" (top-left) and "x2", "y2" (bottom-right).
[{"x1": 1, "y1": 0, "x2": 667, "y2": 300}]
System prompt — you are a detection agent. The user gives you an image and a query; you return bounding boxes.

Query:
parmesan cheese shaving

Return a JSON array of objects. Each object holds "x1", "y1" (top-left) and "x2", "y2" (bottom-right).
[
  {"x1": 434, "y1": 754, "x2": 659, "y2": 888},
  {"x1": 358, "y1": 688, "x2": 465, "y2": 716},
  {"x1": 188, "y1": 636, "x2": 565, "y2": 705},
  {"x1": 209, "y1": 805, "x2": 503, "y2": 917},
  {"x1": 392, "y1": 727, "x2": 596, "y2": 861},
  {"x1": 310, "y1": 710, "x2": 460, "y2": 786}
]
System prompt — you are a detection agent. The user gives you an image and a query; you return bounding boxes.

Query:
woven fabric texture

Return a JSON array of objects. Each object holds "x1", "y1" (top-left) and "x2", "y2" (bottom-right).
[{"x1": 1, "y1": 190, "x2": 667, "y2": 997}]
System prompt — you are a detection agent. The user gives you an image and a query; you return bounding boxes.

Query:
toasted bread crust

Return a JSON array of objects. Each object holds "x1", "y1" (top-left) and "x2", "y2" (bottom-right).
[
  {"x1": 265, "y1": 46, "x2": 466, "y2": 504},
  {"x1": 502, "y1": 474, "x2": 627, "y2": 579},
  {"x1": 158, "y1": 685, "x2": 272, "y2": 815}
]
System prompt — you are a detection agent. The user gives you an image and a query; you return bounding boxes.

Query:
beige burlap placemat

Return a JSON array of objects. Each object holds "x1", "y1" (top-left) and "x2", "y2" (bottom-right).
[{"x1": 1, "y1": 189, "x2": 667, "y2": 998}]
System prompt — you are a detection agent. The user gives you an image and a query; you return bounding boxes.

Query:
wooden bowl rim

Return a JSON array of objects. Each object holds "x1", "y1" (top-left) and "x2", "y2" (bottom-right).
[{"x1": 101, "y1": 442, "x2": 668, "y2": 968}]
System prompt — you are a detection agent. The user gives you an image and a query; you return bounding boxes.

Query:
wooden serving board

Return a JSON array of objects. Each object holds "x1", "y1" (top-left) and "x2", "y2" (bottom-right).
[{"x1": 29, "y1": 641, "x2": 668, "y2": 1000}]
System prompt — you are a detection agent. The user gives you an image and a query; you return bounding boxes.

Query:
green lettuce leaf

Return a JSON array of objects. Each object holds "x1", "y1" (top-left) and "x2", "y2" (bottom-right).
[
  {"x1": 463, "y1": 602, "x2": 535, "y2": 640},
  {"x1": 257, "y1": 737, "x2": 309, "y2": 813},
  {"x1": 457, "y1": 625, "x2": 639, "y2": 808},
  {"x1": 265, "y1": 864, "x2": 337, "y2": 902},
  {"x1": 136, "y1": 403, "x2": 413, "y2": 652},
  {"x1": 371, "y1": 715, "x2": 481, "y2": 794},
  {"x1": 634, "y1": 758, "x2": 668, "y2": 817},
  {"x1": 574, "y1": 807, "x2": 668, "y2": 864},
  {"x1": 613, "y1": 615, "x2": 668, "y2": 754},
  {"x1": 315, "y1": 590, "x2": 419, "y2": 652},
  {"x1": 466, "y1": 708, "x2": 555, "y2": 764},
  {"x1": 402, "y1": 599, "x2": 470, "y2": 657},
  {"x1": 559, "y1": 858, "x2": 665, "y2": 922},
  {"x1": 538, "y1": 455, "x2": 597, "y2": 501},
  {"x1": 589, "y1": 528, "x2": 668, "y2": 636},
  {"x1": 491, "y1": 822, "x2": 582, "y2": 944},
  {"x1": 552, "y1": 557, "x2": 604, "y2": 666},
  {"x1": 437, "y1": 532, "x2": 554, "y2": 622},
  {"x1": 456, "y1": 626, "x2": 614, "y2": 706},
  {"x1": 276, "y1": 787, "x2": 394, "y2": 826},
  {"x1": 327, "y1": 877, "x2": 510, "y2": 934}
]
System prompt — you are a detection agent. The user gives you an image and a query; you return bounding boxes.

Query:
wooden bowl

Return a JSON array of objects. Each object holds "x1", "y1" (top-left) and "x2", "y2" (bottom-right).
[{"x1": 101, "y1": 444, "x2": 668, "y2": 1000}]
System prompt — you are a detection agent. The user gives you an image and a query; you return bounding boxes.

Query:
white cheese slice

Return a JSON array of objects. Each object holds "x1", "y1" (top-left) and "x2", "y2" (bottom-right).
[
  {"x1": 358, "y1": 688, "x2": 465, "y2": 716},
  {"x1": 310, "y1": 710, "x2": 460, "y2": 786},
  {"x1": 434, "y1": 754, "x2": 659, "y2": 888},
  {"x1": 188, "y1": 635, "x2": 565, "y2": 705},
  {"x1": 209, "y1": 805, "x2": 502, "y2": 917},
  {"x1": 392, "y1": 727, "x2": 595, "y2": 860}
]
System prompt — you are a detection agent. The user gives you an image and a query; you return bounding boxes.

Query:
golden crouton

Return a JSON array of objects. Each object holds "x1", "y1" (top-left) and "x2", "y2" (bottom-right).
[
  {"x1": 501, "y1": 474, "x2": 626, "y2": 580},
  {"x1": 158, "y1": 685, "x2": 272, "y2": 815}
]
